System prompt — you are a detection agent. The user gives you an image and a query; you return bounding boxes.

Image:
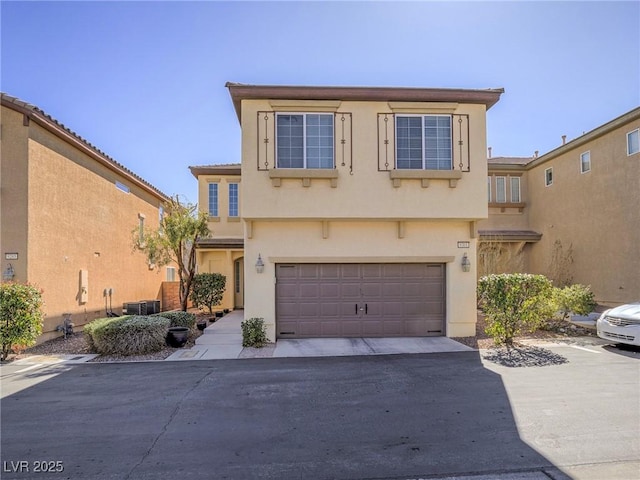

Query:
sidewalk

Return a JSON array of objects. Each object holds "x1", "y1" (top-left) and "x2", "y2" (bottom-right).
[{"x1": 164, "y1": 310, "x2": 474, "y2": 361}]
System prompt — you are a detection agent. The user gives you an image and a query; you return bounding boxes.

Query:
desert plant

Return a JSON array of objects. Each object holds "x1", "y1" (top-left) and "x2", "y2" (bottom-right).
[
  {"x1": 478, "y1": 273, "x2": 556, "y2": 347},
  {"x1": 553, "y1": 284, "x2": 597, "y2": 321},
  {"x1": 133, "y1": 195, "x2": 210, "y2": 311},
  {"x1": 241, "y1": 317, "x2": 267, "y2": 348},
  {"x1": 84, "y1": 315, "x2": 170, "y2": 355},
  {"x1": 0, "y1": 283, "x2": 45, "y2": 361},
  {"x1": 548, "y1": 240, "x2": 574, "y2": 287},
  {"x1": 152, "y1": 311, "x2": 196, "y2": 329},
  {"x1": 190, "y1": 273, "x2": 226, "y2": 315}
]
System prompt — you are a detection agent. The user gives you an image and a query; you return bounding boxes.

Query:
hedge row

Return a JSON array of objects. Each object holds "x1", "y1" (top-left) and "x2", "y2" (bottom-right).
[{"x1": 84, "y1": 311, "x2": 196, "y2": 356}]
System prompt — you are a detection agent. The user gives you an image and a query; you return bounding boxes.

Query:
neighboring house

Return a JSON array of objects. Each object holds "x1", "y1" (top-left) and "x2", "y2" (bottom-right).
[
  {"x1": 1, "y1": 93, "x2": 172, "y2": 342},
  {"x1": 479, "y1": 107, "x2": 640, "y2": 306},
  {"x1": 189, "y1": 164, "x2": 244, "y2": 311},
  {"x1": 221, "y1": 82, "x2": 503, "y2": 341}
]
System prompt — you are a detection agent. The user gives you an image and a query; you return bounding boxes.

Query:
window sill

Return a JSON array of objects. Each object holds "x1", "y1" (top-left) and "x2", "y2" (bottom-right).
[
  {"x1": 269, "y1": 168, "x2": 339, "y2": 188},
  {"x1": 227, "y1": 216, "x2": 241, "y2": 222},
  {"x1": 389, "y1": 169, "x2": 462, "y2": 188},
  {"x1": 489, "y1": 202, "x2": 526, "y2": 213},
  {"x1": 208, "y1": 216, "x2": 221, "y2": 222}
]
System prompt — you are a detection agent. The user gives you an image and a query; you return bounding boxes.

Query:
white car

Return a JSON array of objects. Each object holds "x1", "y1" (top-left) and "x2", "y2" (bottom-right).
[{"x1": 597, "y1": 302, "x2": 640, "y2": 347}]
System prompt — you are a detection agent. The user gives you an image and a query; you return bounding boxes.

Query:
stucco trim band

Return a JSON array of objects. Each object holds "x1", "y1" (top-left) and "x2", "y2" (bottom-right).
[
  {"x1": 269, "y1": 256, "x2": 456, "y2": 264},
  {"x1": 389, "y1": 169, "x2": 463, "y2": 188},
  {"x1": 269, "y1": 168, "x2": 339, "y2": 187}
]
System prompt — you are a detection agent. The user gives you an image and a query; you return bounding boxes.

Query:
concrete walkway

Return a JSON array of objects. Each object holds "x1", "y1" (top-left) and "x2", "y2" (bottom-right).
[{"x1": 164, "y1": 309, "x2": 473, "y2": 361}]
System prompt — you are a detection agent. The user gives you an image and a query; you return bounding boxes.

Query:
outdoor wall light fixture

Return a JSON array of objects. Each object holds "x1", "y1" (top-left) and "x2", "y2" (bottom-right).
[
  {"x1": 255, "y1": 254, "x2": 265, "y2": 274},
  {"x1": 461, "y1": 253, "x2": 471, "y2": 273},
  {"x1": 2, "y1": 263, "x2": 15, "y2": 282}
]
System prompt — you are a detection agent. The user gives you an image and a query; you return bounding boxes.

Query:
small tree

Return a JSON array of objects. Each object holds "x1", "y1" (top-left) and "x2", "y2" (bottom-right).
[
  {"x1": 478, "y1": 273, "x2": 556, "y2": 347},
  {"x1": 190, "y1": 273, "x2": 226, "y2": 315},
  {"x1": 0, "y1": 283, "x2": 45, "y2": 361},
  {"x1": 134, "y1": 195, "x2": 210, "y2": 311}
]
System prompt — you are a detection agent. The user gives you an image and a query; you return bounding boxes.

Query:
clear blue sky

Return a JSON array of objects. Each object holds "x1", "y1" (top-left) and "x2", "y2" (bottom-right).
[{"x1": 2, "y1": 1, "x2": 638, "y2": 203}]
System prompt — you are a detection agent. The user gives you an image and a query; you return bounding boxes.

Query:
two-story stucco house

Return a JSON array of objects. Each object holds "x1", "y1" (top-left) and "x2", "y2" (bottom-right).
[
  {"x1": 1, "y1": 93, "x2": 173, "y2": 342},
  {"x1": 479, "y1": 107, "x2": 640, "y2": 306},
  {"x1": 205, "y1": 82, "x2": 503, "y2": 341}
]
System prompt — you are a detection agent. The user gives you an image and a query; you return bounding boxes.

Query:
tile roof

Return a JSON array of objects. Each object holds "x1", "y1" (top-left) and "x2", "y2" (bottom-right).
[{"x1": 1, "y1": 93, "x2": 169, "y2": 201}]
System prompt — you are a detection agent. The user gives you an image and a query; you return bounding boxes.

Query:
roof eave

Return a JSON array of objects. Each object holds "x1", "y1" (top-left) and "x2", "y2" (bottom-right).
[{"x1": 226, "y1": 82, "x2": 504, "y2": 122}]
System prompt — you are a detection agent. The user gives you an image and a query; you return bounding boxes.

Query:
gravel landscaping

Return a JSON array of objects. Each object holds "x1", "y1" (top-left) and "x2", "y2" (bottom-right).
[{"x1": 3, "y1": 312, "x2": 597, "y2": 363}]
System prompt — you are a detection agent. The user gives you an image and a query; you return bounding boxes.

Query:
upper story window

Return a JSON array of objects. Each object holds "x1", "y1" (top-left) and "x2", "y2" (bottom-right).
[
  {"x1": 276, "y1": 113, "x2": 334, "y2": 168},
  {"x1": 495, "y1": 176, "x2": 507, "y2": 203},
  {"x1": 208, "y1": 183, "x2": 219, "y2": 217},
  {"x1": 487, "y1": 177, "x2": 491, "y2": 202},
  {"x1": 628, "y1": 129, "x2": 639, "y2": 156},
  {"x1": 510, "y1": 177, "x2": 521, "y2": 202},
  {"x1": 228, "y1": 183, "x2": 239, "y2": 217},
  {"x1": 580, "y1": 151, "x2": 591, "y2": 173},
  {"x1": 545, "y1": 167, "x2": 553, "y2": 187},
  {"x1": 115, "y1": 181, "x2": 130, "y2": 193},
  {"x1": 396, "y1": 115, "x2": 452, "y2": 170}
]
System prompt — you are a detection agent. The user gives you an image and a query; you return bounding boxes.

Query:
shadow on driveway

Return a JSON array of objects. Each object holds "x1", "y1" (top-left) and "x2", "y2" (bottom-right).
[{"x1": 1, "y1": 352, "x2": 566, "y2": 479}]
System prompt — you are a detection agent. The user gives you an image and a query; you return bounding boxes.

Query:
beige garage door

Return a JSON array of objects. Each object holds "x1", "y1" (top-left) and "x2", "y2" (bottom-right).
[{"x1": 275, "y1": 263, "x2": 445, "y2": 338}]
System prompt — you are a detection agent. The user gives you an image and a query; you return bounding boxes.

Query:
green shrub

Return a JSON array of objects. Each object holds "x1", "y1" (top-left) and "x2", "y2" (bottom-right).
[
  {"x1": 478, "y1": 273, "x2": 556, "y2": 347},
  {"x1": 83, "y1": 316, "x2": 125, "y2": 351},
  {"x1": 152, "y1": 311, "x2": 196, "y2": 329},
  {"x1": 190, "y1": 273, "x2": 226, "y2": 314},
  {"x1": 553, "y1": 284, "x2": 597, "y2": 320},
  {"x1": 241, "y1": 317, "x2": 267, "y2": 348},
  {"x1": 84, "y1": 315, "x2": 170, "y2": 355},
  {"x1": 0, "y1": 283, "x2": 45, "y2": 361}
]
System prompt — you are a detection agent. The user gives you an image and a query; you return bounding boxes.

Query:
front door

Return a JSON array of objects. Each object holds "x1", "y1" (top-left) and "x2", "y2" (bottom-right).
[{"x1": 234, "y1": 257, "x2": 244, "y2": 308}]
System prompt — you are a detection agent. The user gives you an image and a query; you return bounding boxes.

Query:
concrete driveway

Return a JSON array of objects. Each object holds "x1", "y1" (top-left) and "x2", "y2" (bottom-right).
[{"x1": 1, "y1": 343, "x2": 638, "y2": 480}]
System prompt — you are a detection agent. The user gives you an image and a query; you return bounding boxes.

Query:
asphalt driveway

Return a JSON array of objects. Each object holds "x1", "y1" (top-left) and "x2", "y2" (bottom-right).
[{"x1": 1, "y1": 344, "x2": 638, "y2": 480}]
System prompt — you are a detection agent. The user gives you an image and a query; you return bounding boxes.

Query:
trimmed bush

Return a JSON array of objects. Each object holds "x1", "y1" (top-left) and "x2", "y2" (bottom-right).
[
  {"x1": 190, "y1": 273, "x2": 226, "y2": 314},
  {"x1": 83, "y1": 316, "x2": 124, "y2": 351},
  {"x1": 0, "y1": 283, "x2": 45, "y2": 361},
  {"x1": 84, "y1": 315, "x2": 170, "y2": 355},
  {"x1": 241, "y1": 317, "x2": 267, "y2": 348},
  {"x1": 478, "y1": 273, "x2": 556, "y2": 347},
  {"x1": 152, "y1": 311, "x2": 196, "y2": 329},
  {"x1": 554, "y1": 284, "x2": 597, "y2": 320}
]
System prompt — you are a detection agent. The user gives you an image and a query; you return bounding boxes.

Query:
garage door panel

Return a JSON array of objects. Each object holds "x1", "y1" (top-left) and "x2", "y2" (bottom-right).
[{"x1": 276, "y1": 263, "x2": 445, "y2": 338}]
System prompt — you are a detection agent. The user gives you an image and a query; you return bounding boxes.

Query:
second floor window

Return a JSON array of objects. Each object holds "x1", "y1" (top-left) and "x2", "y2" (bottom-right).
[
  {"x1": 628, "y1": 129, "x2": 639, "y2": 156},
  {"x1": 276, "y1": 113, "x2": 334, "y2": 168},
  {"x1": 580, "y1": 151, "x2": 591, "y2": 173},
  {"x1": 510, "y1": 177, "x2": 521, "y2": 203},
  {"x1": 396, "y1": 115, "x2": 452, "y2": 170},
  {"x1": 208, "y1": 183, "x2": 218, "y2": 217},
  {"x1": 495, "y1": 176, "x2": 506, "y2": 203},
  {"x1": 228, "y1": 183, "x2": 239, "y2": 217}
]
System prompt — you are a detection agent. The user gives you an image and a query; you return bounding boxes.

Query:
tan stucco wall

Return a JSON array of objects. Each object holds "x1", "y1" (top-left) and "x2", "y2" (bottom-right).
[
  {"x1": 1, "y1": 107, "x2": 30, "y2": 282},
  {"x1": 196, "y1": 174, "x2": 243, "y2": 238},
  {"x1": 526, "y1": 119, "x2": 640, "y2": 305},
  {"x1": 240, "y1": 100, "x2": 489, "y2": 221},
  {"x1": 2, "y1": 106, "x2": 170, "y2": 341}
]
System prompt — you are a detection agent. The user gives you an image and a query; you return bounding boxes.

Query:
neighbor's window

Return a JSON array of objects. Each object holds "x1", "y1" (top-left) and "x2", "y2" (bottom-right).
[
  {"x1": 580, "y1": 151, "x2": 591, "y2": 173},
  {"x1": 628, "y1": 129, "x2": 639, "y2": 156},
  {"x1": 208, "y1": 183, "x2": 219, "y2": 217},
  {"x1": 510, "y1": 177, "x2": 521, "y2": 203},
  {"x1": 487, "y1": 177, "x2": 492, "y2": 202},
  {"x1": 138, "y1": 213, "x2": 145, "y2": 243},
  {"x1": 545, "y1": 167, "x2": 553, "y2": 186},
  {"x1": 276, "y1": 113, "x2": 334, "y2": 169},
  {"x1": 495, "y1": 176, "x2": 506, "y2": 203},
  {"x1": 115, "y1": 181, "x2": 130, "y2": 193},
  {"x1": 228, "y1": 183, "x2": 239, "y2": 217},
  {"x1": 166, "y1": 266, "x2": 176, "y2": 282},
  {"x1": 396, "y1": 115, "x2": 452, "y2": 170}
]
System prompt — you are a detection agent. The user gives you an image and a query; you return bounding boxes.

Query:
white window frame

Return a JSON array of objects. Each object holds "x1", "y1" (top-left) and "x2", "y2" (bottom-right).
[
  {"x1": 580, "y1": 151, "x2": 591, "y2": 174},
  {"x1": 495, "y1": 176, "x2": 506, "y2": 203},
  {"x1": 166, "y1": 266, "x2": 176, "y2": 282},
  {"x1": 228, "y1": 183, "x2": 239, "y2": 217},
  {"x1": 208, "y1": 182, "x2": 219, "y2": 217},
  {"x1": 395, "y1": 114, "x2": 453, "y2": 170},
  {"x1": 115, "y1": 181, "x2": 130, "y2": 193},
  {"x1": 138, "y1": 213, "x2": 145, "y2": 244},
  {"x1": 545, "y1": 167, "x2": 553, "y2": 187},
  {"x1": 628, "y1": 129, "x2": 639, "y2": 156},
  {"x1": 487, "y1": 176, "x2": 492, "y2": 202},
  {"x1": 510, "y1": 176, "x2": 521, "y2": 203},
  {"x1": 275, "y1": 113, "x2": 335, "y2": 169}
]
